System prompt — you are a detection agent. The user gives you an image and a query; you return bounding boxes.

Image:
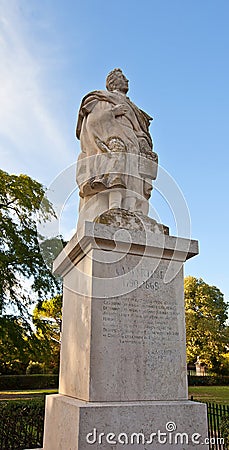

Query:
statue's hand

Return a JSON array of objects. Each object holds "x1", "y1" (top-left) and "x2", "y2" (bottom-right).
[{"x1": 113, "y1": 103, "x2": 128, "y2": 117}]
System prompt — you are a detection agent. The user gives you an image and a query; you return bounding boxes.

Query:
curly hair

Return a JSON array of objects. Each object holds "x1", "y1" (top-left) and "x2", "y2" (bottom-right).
[{"x1": 106, "y1": 68, "x2": 125, "y2": 91}]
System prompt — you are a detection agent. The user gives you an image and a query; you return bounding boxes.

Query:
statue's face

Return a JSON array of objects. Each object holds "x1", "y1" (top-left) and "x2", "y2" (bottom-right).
[{"x1": 114, "y1": 73, "x2": 129, "y2": 94}]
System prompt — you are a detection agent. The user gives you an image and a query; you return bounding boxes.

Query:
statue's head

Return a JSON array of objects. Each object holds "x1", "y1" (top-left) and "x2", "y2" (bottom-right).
[{"x1": 106, "y1": 68, "x2": 129, "y2": 94}]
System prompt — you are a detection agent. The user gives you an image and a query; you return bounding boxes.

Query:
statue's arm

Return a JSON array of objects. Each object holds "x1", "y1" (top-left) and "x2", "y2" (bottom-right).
[
  {"x1": 76, "y1": 93, "x2": 128, "y2": 140},
  {"x1": 83, "y1": 98, "x2": 128, "y2": 118},
  {"x1": 112, "y1": 103, "x2": 128, "y2": 117}
]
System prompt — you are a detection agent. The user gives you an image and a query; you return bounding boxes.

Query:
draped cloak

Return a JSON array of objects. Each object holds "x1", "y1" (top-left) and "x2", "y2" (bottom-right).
[{"x1": 76, "y1": 90, "x2": 157, "y2": 199}]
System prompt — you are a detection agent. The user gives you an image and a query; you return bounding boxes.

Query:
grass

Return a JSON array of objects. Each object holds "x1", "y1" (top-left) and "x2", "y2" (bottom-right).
[
  {"x1": 0, "y1": 388, "x2": 58, "y2": 400},
  {"x1": 188, "y1": 386, "x2": 229, "y2": 404},
  {"x1": 1, "y1": 386, "x2": 229, "y2": 403},
  {"x1": 0, "y1": 389, "x2": 57, "y2": 394}
]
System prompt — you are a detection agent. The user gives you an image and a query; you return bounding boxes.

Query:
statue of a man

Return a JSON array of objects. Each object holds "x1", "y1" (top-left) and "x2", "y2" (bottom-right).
[{"x1": 76, "y1": 69, "x2": 158, "y2": 219}]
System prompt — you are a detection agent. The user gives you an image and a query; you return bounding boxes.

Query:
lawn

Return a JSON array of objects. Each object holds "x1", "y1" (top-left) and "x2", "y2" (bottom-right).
[
  {"x1": 188, "y1": 386, "x2": 229, "y2": 404},
  {"x1": 0, "y1": 388, "x2": 58, "y2": 400},
  {"x1": 1, "y1": 386, "x2": 229, "y2": 404}
]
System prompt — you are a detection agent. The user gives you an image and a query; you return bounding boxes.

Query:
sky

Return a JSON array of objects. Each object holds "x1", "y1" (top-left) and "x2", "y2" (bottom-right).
[{"x1": 1, "y1": 0, "x2": 229, "y2": 304}]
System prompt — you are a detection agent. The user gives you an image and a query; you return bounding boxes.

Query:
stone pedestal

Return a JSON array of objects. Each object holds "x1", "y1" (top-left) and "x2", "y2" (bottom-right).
[{"x1": 42, "y1": 221, "x2": 209, "y2": 449}]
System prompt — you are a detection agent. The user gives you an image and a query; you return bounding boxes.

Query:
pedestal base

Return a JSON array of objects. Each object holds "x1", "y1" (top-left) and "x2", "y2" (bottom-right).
[
  {"x1": 54, "y1": 223, "x2": 198, "y2": 402},
  {"x1": 43, "y1": 394, "x2": 209, "y2": 449},
  {"x1": 41, "y1": 223, "x2": 208, "y2": 449}
]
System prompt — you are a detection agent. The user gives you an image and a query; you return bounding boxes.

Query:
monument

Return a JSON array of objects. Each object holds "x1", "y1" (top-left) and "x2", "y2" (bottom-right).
[{"x1": 42, "y1": 69, "x2": 209, "y2": 449}]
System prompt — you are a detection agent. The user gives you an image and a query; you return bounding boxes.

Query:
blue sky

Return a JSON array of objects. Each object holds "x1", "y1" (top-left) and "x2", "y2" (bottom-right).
[{"x1": 1, "y1": 0, "x2": 229, "y2": 304}]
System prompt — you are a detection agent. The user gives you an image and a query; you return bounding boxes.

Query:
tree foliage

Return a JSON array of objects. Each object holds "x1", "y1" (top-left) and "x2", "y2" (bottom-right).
[
  {"x1": 0, "y1": 295, "x2": 63, "y2": 375},
  {"x1": 0, "y1": 169, "x2": 62, "y2": 315},
  {"x1": 0, "y1": 315, "x2": 32, "y2": 374},
  {"x1": 32, "y1": 295, "x2": 62, "y2": 373},
  {"x1": 185, "y1": 276, "x2": 229, "y2": 373}
]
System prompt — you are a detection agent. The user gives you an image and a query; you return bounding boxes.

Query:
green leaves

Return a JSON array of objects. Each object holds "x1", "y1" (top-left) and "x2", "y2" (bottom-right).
[
  {"x1": 0, "y1": 169, "x2": 62, "y2": 315},
  {"x1": 32, "y1": 295, "x2": 62, "y2": 373},
  {"x1": 0, "y1": 398, "x2": 45, "y2": 448},
  {"x1": 185, "y1": 276, "x2": 229, "y2": 372},
  {"x1": 0, "y1": 315, "x2": 32, "y2": 374},
  {"x1": 0, "y1": 169, "x2": 65, "y2": 373}
]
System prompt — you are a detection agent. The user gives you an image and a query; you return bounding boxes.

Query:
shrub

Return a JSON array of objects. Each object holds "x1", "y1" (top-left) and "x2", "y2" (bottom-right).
[
  {"x1": 220, "y1": 416, "x2": 229, "y2": 447},
  {"x1": 0, "y1": 360, "x2": 27, "y2": 375},
  {"x1": 0, "y1": 374, "x2": 58, "y2": 390},
  {"x1": 26, "y1": 361, "x2": 44, "y2": 375},
  {"x1": 0, "y1": 398, "x2": 45, "y2": 449},
  {"x1": 188, "y1": 375, "x2": 229, "y2": 386}
]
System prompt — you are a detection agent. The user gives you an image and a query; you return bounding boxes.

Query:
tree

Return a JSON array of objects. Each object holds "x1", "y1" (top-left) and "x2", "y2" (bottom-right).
[
  {"x1": 0, "y1": 296, "x2": 63, "y2": 375},
  {"x1": 0, "y1": 315, "x2": 32, "y2": 374},
  {"x1": 0, "y1": 169, "x2": 62, "y2": 316},
  {"x1": 185, "y1": 276, "x2": 229, "y2": 373},
  {"x1": 32, "y1": 295, "x2": 62, "y2": 373}
]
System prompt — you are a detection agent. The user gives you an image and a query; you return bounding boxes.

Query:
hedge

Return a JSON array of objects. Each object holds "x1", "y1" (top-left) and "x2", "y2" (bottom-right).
[
  {"x1": 0, "y1": 374, "x2": 58, "y2": 391},
  {"x1": 220, "y1": 416, "x2": 229, "y2": 448},
  {"x1": 0, "y1": 398, "x2": 45, "y2": 449},
  {"x1": 188, "y1": 375, "x2": 229, "y2": 386},
  {"x1": 2, "y1": 374, "x2": 228, "y2": 390}
]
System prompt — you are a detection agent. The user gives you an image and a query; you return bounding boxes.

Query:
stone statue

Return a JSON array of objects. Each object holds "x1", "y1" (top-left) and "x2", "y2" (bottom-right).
[{"x1": 76, "y1": 68, "x2": 158, "y2": 223}]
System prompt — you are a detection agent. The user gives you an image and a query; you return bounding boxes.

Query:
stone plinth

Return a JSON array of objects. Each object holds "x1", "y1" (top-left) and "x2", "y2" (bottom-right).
[
  {"x1": 42, "y1": 221, "x2": 209, "y2": 449},
  {"x1": 54, "y1": 222, "x2": 196, "y2": 402},
  {"x1": 43, "y1": 395, "x2": 209, "y2": 449}
]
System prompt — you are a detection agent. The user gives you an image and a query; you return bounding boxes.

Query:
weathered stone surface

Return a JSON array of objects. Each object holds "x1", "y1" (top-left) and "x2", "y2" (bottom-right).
[
  {"x1": 53, "y1": 221, "x2": 198, "y2": 278},
  {"x1": 95, "y1": 207, "x2": 169, "y2": 234},
  {"x1": 52, "y1": 222, "x2": 197, "y2": 402},
  {"x1": 59, "y1": 258, "x2": 187, "y2": 401},
  {"x1": 43, "y1": 395, "x2": 209, "y2": 450},
  {"x1": 76, "y1": 69, "x2": 158, "y2": 219},
  {"x1": 41, "y1": 223, "x2": 208, "y2": 448}
]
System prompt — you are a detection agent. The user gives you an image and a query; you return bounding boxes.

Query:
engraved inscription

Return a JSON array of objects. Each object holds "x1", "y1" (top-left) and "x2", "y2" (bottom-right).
[
  {"x1": 101, "y1": 263, "x2": 180, "y2": 361},
  {"x1": 116, "y1": 266, "x2": 164, "y2": 289},
  {"x1": 102, "y1": 293, "x2": 178, "y2": 349}
]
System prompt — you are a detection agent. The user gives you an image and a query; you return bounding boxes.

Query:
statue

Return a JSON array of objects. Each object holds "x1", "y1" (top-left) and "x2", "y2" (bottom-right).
[{"x1": 76, "y1": 69, "x2": 158, "y2": 222}]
